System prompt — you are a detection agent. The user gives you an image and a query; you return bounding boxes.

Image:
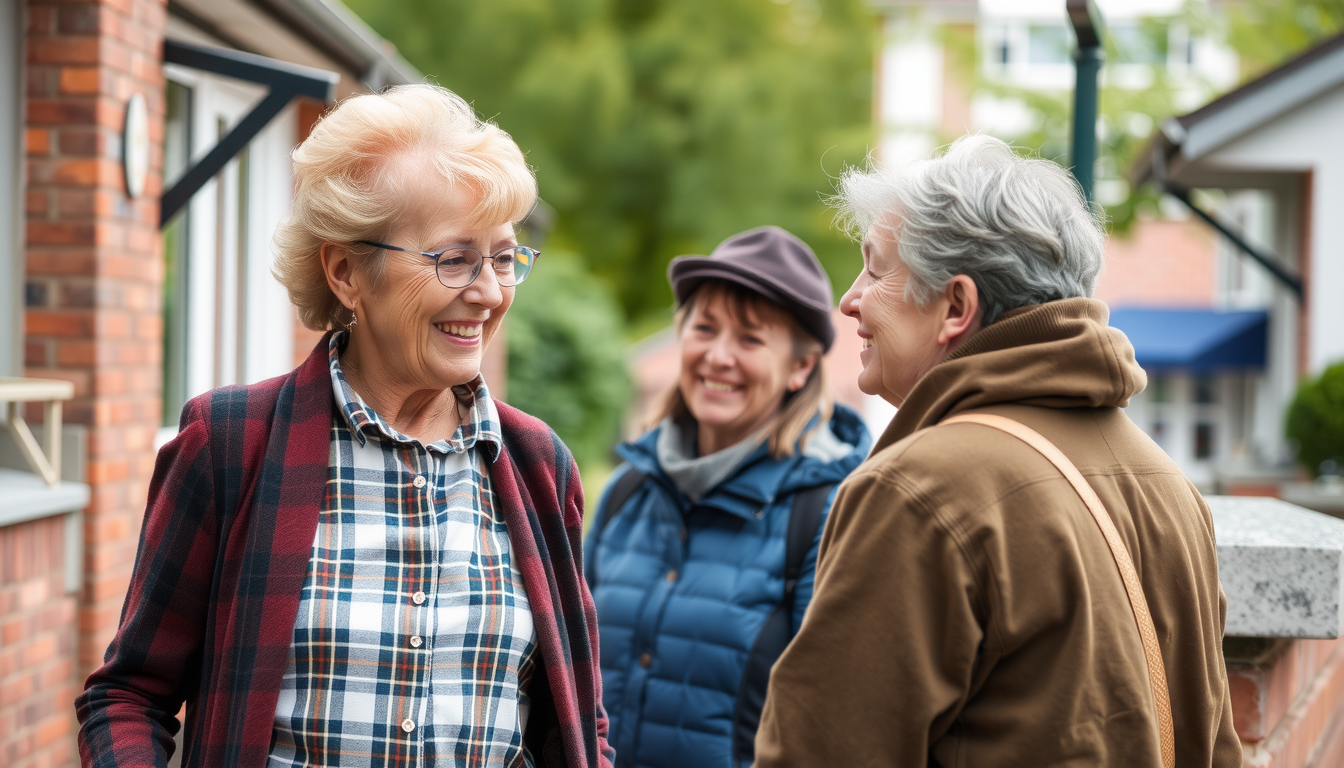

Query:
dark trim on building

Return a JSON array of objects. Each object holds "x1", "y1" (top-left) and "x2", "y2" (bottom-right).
[{"x1": 159, "y1": 41, "x2": 338, "y2": 227}]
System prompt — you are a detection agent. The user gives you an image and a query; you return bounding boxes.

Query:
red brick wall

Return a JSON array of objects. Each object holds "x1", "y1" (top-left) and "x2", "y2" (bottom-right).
[
  {"x1": 1094, "y1": 218, "x2": 1219, "y2": 309},
  {"x1": 22, "y1": 0, "x2": 166, "y2": 712},
  {"x1": 1229, "y1": 637, "x2": 1344, "y2": 767},
  {"x1": 0, "y1": 517, "x2": 79, "y2": 767}
]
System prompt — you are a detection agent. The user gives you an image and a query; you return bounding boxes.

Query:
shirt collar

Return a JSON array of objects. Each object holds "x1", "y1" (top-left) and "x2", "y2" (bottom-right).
[{"x1": 328, "y1": 331, "x2": 503, "y2": 461}]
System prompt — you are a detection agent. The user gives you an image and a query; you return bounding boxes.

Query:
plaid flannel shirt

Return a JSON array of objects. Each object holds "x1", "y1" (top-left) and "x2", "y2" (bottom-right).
[
  {"x1": 76, "y1": 332, "x2": 614, "y2": 768},
  {"x1": 267, "y1": 334, "x2": 537, "y2": 766}
]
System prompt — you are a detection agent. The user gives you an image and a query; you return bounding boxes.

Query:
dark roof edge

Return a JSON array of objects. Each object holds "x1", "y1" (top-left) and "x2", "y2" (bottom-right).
[
  {"x1": 1175, "y1": 31, "x2": 1344, "y2": 131},
  {"x1": 1132, "y1": 31, "x2": 1344, "y2": 187},
  {"x1": 250, "y1": 0, "x2": 421, "y2": 89}
]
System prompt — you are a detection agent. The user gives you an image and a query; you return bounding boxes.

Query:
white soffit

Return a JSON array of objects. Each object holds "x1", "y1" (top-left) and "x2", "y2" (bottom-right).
[{"x1": 1183, "y1": 42, "x2": 1344, "y2": 162}]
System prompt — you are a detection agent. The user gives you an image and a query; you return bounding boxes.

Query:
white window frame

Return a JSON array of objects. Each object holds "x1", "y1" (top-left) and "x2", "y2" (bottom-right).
[{"x1": 158, "y1": 62, "x2": 297, "y2": 442}]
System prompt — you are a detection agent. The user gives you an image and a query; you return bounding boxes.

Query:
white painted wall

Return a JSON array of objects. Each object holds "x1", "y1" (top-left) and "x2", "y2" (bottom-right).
[
  {"x1": 1202, "y1": 82, "x2": 1344, "y2": 375},
  {"x1": 879, "y1": 13, "x2": 944, "y2": 165}
]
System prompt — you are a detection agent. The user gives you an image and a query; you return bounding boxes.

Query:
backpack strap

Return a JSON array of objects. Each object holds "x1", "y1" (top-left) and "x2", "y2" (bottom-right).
[
  {"x1": 588, "y1": 467, "x2": 647, "y2": 588},
  {"x1": 599, "y1": 466, "x2": 647, "y2": 537},
  {"x1": 782, "y1": 483, "x2": 833, "y2": 604},
  {"x1": 942, "y1": 413, "x2": 1175, "y2": 768},
  {"x1": 732, "y1": 481, "x2": 835, "y2": 765}
]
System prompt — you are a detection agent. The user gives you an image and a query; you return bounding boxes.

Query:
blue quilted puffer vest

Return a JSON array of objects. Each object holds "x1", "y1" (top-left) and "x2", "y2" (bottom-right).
[{"x1": 584, "y1": 405, "x2": 870, "y2": 768}]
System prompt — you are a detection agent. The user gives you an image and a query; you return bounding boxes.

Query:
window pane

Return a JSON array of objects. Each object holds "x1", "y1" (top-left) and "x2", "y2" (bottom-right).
[
  {"x1": 1149, "y1": 374, "x2": 1169, "y2": 403},
  {"x1": 1194, "y1": 376, "x2": 1217, "y2": 404},
  {"x1": 1111, "y1": 22, "x2": 1168, "y2": 65},
  {"x1": 1027, "y1": 25, "x2": 1070, "y2": 65},
  {"x1": 1194, "y1": 422, "x2": 1214, "y2": 460},
  {"x1": 162, "y1": 80, "x2": 192, "y2": 425}
]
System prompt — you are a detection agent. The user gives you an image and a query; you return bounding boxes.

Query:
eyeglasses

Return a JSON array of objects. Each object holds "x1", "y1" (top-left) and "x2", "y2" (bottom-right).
[{"x1": 358, "y1": 240, "x2": 540, "y2": 288}]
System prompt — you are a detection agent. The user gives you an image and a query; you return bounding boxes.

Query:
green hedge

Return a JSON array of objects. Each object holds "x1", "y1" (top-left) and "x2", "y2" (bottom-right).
[
  {"x1": 507, "y1": 252, "x2": 632, "y2": 471},
  {"x1": 1285, "y1": 360, "x2": 1344, "y2": 477}
]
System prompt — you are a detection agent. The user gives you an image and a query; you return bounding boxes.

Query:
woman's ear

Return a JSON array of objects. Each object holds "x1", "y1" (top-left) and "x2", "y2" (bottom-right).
[
  {"x1": 789, "y1": 352, "x2": 819, "y2": 392},
  {"x1": 321, "y1": 242, "x2": 361, "y2": 311},
  {"x1": 936, "y1": 274, "x2": 983, "y2": 348}
]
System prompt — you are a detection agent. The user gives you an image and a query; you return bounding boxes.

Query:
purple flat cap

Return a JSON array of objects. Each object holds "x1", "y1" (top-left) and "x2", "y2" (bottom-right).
[{"x1": 668, "y1": 226, "x2": 835, "y2": 352}]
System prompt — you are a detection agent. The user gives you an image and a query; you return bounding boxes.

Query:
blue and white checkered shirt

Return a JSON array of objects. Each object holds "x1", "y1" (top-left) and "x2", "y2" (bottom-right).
[{"x1": 268, "y1": 332, "x2": 537, "y2": 767}]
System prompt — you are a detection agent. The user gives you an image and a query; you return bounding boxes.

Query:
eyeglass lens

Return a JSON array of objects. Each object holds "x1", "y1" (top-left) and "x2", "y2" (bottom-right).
[{"x1": 437, "y1": 246, "x2": 536, "y2": 288}]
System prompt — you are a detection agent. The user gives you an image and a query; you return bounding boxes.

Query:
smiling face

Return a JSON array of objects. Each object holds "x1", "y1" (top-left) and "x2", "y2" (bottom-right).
[
  {"x1": 676, "y1": 287, "x2": 814, "y2": 455},
  {"x1": 840, "y1": 224, "x2": 959, "y2": 407},
  {"x1": 341, "y1": 170, "x2": 516, "y2": 396}
]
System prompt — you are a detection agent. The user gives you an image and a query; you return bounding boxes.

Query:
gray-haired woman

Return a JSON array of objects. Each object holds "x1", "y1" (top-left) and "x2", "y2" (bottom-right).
[{"x1": 755, "y1": 135, "x2": 1242, "y2": 768}]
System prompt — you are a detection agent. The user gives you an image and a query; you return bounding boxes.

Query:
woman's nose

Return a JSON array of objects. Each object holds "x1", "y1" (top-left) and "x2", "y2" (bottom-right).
[
  {"x1": 840, "y1": 282, "x2": 862, "y2": 319},
  {"x1": 464, "y1": 264, "x2": 504, "y2": 308},
  {"x1": 704, "y1": 334, "x2": 734, "y2": 366}
]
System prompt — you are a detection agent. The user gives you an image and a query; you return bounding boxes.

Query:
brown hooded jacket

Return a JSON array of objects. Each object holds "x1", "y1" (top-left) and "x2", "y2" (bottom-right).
[{"x1": 755, "y1": 298, "x2": 1242, "y2": 767}]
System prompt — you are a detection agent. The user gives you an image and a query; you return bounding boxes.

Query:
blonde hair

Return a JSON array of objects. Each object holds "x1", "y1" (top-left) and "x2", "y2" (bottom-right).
[
  {"x1": 656, "y1": 280, "x2": 831, "y2": 459},
  {"x1": 273, "y1": 84, "x2": 538, "y2": 330}
]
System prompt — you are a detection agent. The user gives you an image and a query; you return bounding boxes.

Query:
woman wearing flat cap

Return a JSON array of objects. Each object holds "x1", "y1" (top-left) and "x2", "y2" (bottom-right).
[
  {"x1": 77, "y1": 84, "x2": 613, "y2": 768},
  {"x1": 583, "y1": 226, "x2": 871, "y2": 768}
]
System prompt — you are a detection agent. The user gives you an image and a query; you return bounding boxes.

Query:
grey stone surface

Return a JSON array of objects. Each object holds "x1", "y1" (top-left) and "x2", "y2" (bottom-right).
[{"x1": 1208, "y1": 495, "x2": 1344, "y2": 638}]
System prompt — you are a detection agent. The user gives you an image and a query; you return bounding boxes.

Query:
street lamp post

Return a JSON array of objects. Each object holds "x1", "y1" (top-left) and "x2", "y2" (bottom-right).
[{"x1": 1067, "y1": 0, "x2": 1104, "y2": 202}]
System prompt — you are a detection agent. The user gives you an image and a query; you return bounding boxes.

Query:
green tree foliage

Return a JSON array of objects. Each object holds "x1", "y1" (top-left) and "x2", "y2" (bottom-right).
[
  {"x1": 504, "y1": 253, "x2": 632, "y2": 469},
  {"x1": 1286, "y1": 360, "x2": 1344, "y2": 477},
  {"x1": 1229, "y1": 0, "x2": 1344, "y2": 79},
  {"x1": 345, "y1": 0, "x2": 875, "y2": 324}
]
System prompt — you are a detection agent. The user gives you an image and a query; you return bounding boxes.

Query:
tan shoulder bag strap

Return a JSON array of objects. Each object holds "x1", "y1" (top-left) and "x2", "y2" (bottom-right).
[{"x1": 941, "y1": 413, "x2": 1176, "y2": 768}]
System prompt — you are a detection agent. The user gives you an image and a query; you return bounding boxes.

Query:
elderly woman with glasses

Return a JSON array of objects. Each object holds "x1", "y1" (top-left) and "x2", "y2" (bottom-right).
[{"x1": 76, "y1": 85, "x2": 614, "y2": 768}]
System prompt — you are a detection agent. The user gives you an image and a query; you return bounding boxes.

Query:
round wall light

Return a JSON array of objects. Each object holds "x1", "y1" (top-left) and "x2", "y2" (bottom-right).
[{"x1": 122, "y1": 93, "x2": 150, "y2": 199}]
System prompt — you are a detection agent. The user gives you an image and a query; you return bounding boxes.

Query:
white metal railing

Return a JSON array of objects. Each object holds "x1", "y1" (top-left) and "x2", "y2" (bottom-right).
[
  {"x1": 0, "y1": 377, "x2": 85, "y2": 594},
  {"x1": 0, "y1": 376, "x2": 72, "y2": 486}
]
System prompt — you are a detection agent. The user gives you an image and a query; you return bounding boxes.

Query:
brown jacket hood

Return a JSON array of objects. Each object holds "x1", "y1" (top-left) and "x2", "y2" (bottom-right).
[{"x1": 881, "y1": 297, "x2": 1147, "y2": 450}]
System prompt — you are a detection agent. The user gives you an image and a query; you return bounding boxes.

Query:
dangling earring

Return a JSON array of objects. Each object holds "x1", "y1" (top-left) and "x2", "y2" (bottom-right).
[{"x1": 348, "y1": 303, "x2": 358, "y2": 328}]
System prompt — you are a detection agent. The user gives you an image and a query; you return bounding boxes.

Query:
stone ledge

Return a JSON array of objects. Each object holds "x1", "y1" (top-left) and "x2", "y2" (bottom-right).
[
  {"x1": 0, "y1": 467, "x2": 88, "y2": 527},
  {"x1": 1209, "y1": 496, "x2": 1344, "y2": 639}
]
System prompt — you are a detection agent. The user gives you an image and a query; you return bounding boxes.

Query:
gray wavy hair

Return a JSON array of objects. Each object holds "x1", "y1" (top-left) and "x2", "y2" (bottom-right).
[{"x1": 833, "y1": 135, "x2": 1105, "y2": 324}]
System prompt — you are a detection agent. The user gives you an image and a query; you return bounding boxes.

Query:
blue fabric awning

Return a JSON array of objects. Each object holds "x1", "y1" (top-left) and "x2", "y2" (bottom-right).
[{"x1": 1108, "y1": 308, "x2": 1269, "y2": 371}]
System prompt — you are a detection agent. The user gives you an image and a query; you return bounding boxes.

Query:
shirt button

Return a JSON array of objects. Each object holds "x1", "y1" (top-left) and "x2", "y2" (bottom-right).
[
  {"x1": 639, "y1": 652, "x2": 652, "y2": 668},
  {"x1": 401, "y1": 718, "x2": 416, "y2": 733},
  {"x1": 410, "y1": 635, "x2": 423, "y2": 648},
  {"x1": 412, "y1": 475, "x2": 427, "y2": 488},
  {"x1": 666, "y1": 569, "x2": 678, "y2": 583},
  {"x1": 412, "y1": 591, "x2": 426, "y2": 605}
]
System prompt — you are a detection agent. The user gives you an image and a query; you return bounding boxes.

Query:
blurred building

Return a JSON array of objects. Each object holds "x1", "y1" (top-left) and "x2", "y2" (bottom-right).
[
  {"x1": 868, "y1": 0, "x2": 1340, "y2": 494},
  {"x1": 1131, "y1": 30, "x2": 1344, "y2": 510},
  {"x1": 0, "y1": 0, "x2": 433, "y2": 763}
]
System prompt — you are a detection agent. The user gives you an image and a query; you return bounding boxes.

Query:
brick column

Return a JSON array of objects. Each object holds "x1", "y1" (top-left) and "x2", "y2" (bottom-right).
[{"x1": 23, "y1": 0, "x2": 167, "y2": 693}]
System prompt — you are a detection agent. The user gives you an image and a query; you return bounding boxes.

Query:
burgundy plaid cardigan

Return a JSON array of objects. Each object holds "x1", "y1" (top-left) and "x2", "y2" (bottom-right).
[{"x1": 76, "y1": 334, "x2": 614, "y2": 768}]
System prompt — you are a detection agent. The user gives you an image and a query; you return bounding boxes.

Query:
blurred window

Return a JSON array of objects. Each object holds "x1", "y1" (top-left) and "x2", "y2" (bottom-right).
[
  {"x1": 1194, "y1": 422, "x2": 1214, "y2": 460},
  {"x1": 162, "y1": 79, "x2": 192, "y2": 425},
  {"x1": 1149, "y1": 374, "x2": 1170, "y2": 403},
  {"x1": 1027, "y1": 24, "x2": 1070, "y2": 65},
  {"x1": 1112, "y1": 22, "x2": 1169, "y2": 65},
  {"x1": 1194, "y1": 376, "x2": 1217, "y2": 405}
]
